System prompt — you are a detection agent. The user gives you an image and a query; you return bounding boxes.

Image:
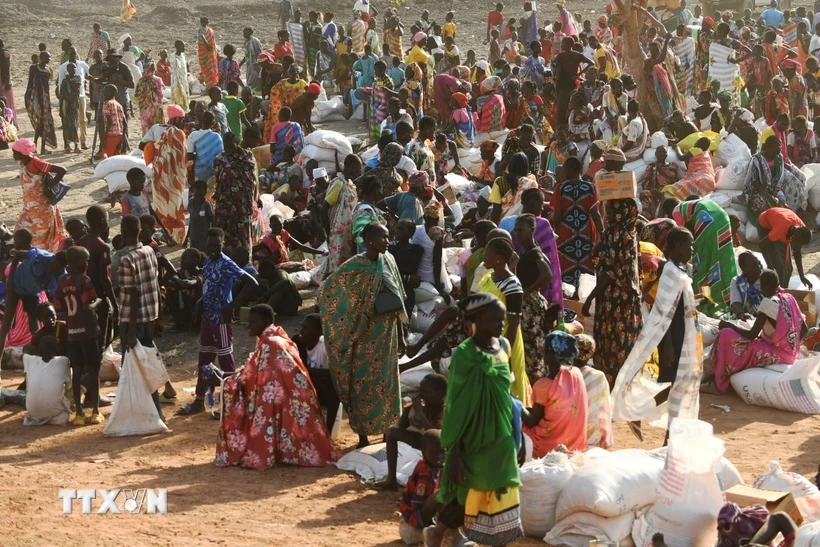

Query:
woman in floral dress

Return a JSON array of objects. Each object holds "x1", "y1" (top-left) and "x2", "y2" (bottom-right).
[
  {"x1": 215, "y1": 304, "x2": 339, "y2": 469},
  {"x1": 135, "y1": 63, "x2": 165, "y2": 133},
  {"x1": 582, "y1": 198, "x2": 643, "y2": 384},
  {"x1": 213, "y1": 132, "x2": 257, "y2": 253}
]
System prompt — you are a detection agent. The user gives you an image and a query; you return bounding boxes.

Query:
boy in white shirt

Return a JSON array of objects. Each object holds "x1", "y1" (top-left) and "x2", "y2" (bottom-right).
[{"x1": 294, "y1": 314, "x2": 339, "y2": 432}]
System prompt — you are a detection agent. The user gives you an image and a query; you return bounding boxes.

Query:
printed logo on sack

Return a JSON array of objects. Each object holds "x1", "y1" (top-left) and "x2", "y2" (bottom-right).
[{"x1": 59, "y1": 488, "x2": 168, "y2": 514}]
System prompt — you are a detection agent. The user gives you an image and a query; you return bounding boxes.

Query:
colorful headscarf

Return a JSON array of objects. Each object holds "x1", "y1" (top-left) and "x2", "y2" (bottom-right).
[
  {"x1": 167, "y1": 104, "x2": 185, "y2": 119},
  {"x1": 598, "y1": 15, "x2": 609, "y2": 24},
  {"x1": 408, "y1": 171, "x2": 430, "y2": 189},
  {"x1": 480, "y1": 75, "x2": 503, "y2": 93},
  {"x1": 575, "y1": 334, "x2": 596, "y2": 363},
  {"x1": 603, "y1": 147, "x2": 627, "y2": 162},
  {"x1": 545, "y1": 331, "x2": 580, "y2": 364},
  {"x1": 379, "y1": 142, "x2": 404, "y2": 167},
  {"x1": 716, "y1": 503, "x2": 769, "y2": 547},
  {"x1": 452, "y1": 92, "x2": 469, "y2": 108},
  {"x1": 12, "y1": 138, "x2": 36, "y2": 156},
  {"x1": 413, "y1": 31, "x2": 428, "y2": 45},
  {"x1": 459, "y1": 293, "x2": 502, "y2": 318}
]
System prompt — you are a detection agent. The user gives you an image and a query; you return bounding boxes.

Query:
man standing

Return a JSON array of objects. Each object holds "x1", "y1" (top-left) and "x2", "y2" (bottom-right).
[
  {"x1": 553, "y1": 36, "x2": 593, "y2": 126},
  {"x1": 86, "y1": 24, "x2": 111, "y2": 63},
  {"x1": 117, "y1": 214, "x2": 166, "y2": 421},
  {"x1": 758, "y1": 207, "x2": 813, "y2": 289},
  {"x1": 241, "y1": 28, "x2": 263, "y2": 90},
  {"x1": 57, "y1": 47, "x2": 90, "y2": 150},
  {"x1": 760, "y1": 0, "x2": 785, "y2": 28}
]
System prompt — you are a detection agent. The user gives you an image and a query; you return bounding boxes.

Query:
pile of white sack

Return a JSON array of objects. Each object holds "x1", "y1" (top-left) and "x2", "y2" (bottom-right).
[
  {"x1": 299, "y1": 129, "x2": 353, "y2": 175},
  {"x1": 311, "y1": 94, "x2": 347, "y2": 123},
  {"x1": 93, "y1": 153, "x2": 153, "y2": 194},
  {"x1": 518, "y1": 419, "x2": 744, "y2": 546}
]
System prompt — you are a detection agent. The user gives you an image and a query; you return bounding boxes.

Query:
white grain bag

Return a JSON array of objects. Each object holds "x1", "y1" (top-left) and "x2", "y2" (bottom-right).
[
  {"x1": 335, "y1": 441, "x2": 421, "y2": 482},
  {"x1": 810, "y1": 186, "x2": 820, "y2": 211},
  {"x1": 753, "y1": 460, "x2": 820, "y2": 498},
  {"x1": 650, "y1": 131, "x2": 669, "y2": 149},
  {"x1": 745, "y1": 222, "x2": 761, "y2": 243},
  {"x1": 300, "y1": 144, "x2": 339, "y2": 164},
  {"x1": 103, "y1": 342, "x2": 169, "y2": 437},
  {"x1": 93, "y1": 154, "x2": 152, "y2": 180},
  {"x1": 546, "y1": 510, "x2": 638, "y2": 547},
  {"x1": 795, "y1": 520, "x2": 820, "y2": 547},
  {"x1": 802, "y1": 163, "x2": 820, "y2": 192},
  {"x1": 716, "y1": 158, "x2": 751, "y2": 190},
  {"x1": 717, "y1": 133, "x2": 751, "y2": 167},
  {"x1": 519, "y1": 451, "x2": 576, "y2": 538},
  {"x1": 730, "y1": 356, "x2": 820, "y2": 415},
  {"x1": 22, "y1": 355, "x2": 71, "y2": 426},
  {"x1": 303, "y1": 129, "x2": 353, "y2": 156},
  {"x1": 635, "y1": 419, "x2": 724, "y2": 547},
  {"x1": 555, "y1": 449, "x2": 666, "y2": 520}
]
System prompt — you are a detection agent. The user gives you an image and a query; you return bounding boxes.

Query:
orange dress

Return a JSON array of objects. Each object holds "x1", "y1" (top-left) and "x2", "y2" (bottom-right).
[{"x1": 523, "y1": 366, "x2": 588, "y2": 458}]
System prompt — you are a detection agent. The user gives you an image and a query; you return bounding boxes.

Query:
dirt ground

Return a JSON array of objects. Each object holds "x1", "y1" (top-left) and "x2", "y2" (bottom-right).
[{"x1": 1, "y1": 0, "x2": 820, "y2": 545}]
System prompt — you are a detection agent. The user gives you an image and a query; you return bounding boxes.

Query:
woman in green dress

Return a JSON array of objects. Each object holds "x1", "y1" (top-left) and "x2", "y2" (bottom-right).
[
  {"x1": 319, "y1": 222, "x2": 405, "y2": 448},
  {"x1": 425, "y1": 293, "x2": 523, "y2": 547}
]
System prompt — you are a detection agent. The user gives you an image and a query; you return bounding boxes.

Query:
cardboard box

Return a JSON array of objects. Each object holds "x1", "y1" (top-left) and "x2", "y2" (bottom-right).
[
  {"x1": 437, "y1": 183, "x2": 458, "y2": 205},
  {"x1": 725, "y1": 484, "x2": 803, "y2": 525},
  {"x1": 595, "y1": 170, "x2": 637, "y2": 201},
  {"x1": 785, "y1": 289, "x2": 817, "y2": 327}
]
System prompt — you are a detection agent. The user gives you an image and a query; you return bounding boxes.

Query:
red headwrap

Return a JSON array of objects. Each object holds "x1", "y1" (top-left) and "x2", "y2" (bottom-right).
[{"x1": 452, "y1": 92, "x2": 468, "y2": 108}]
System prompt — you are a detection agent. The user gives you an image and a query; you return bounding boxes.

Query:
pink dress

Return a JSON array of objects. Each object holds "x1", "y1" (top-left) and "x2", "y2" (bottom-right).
[
  {"x1": 711, "y1": 290, "x2": 803, "y2": 393},
  {"x1": 523, "y1": 366, "x2": 588, "y2": 458}
]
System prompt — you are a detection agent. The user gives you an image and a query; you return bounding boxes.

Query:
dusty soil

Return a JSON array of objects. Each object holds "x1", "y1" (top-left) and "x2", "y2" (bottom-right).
[{"x1": 1, "y1": 0, "x2": 819, "y2": 546}]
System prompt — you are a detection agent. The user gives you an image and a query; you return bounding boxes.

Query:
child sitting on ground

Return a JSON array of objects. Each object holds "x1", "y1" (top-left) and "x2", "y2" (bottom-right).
[
  {"x1": 252, "y1": 213, "x2": 325, "y2": 271},
  {"x1": 183, "y1": 179, "x2": 213, "y2": 253},
  {"x1": 121, "y1": 167, "x2": 151, "y2": 217},
  {"x1": 294, "y1": 313, "x2": 340, "y2": 433},
  {"x1": 574, "y1": 334, "x2": 613, "y2": 449},
  {"x1": 376, "y1": 373, "x2": 447, "y2": 491},
  {"x1": 23, "y1": 336, "x2": 71, "y2": 426},
  {"x1": 53, "y1": 246, "x2": 103, "y2": 425},
  {"x1": 398, "y1": 429, "x2": 444, "y2": 545}
]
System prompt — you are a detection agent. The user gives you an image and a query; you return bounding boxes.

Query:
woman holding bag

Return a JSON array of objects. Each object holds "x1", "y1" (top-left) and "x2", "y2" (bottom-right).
[{"x1": 11, "y1": 139, "x2": 67, "y2": 252}]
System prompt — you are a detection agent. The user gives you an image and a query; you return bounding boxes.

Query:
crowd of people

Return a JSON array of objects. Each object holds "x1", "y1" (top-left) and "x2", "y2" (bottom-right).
[{"x1": 2, "y1": 0, "x2": 820, "y2": 544}]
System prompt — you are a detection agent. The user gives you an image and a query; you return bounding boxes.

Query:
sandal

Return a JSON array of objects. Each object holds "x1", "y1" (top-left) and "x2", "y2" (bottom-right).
[
  {"x1": 159, "y1": 393, "x2": 177, "y2": 404},
  {"x1": 176, "y1": 400, "x2": 205, "y2": 415}
]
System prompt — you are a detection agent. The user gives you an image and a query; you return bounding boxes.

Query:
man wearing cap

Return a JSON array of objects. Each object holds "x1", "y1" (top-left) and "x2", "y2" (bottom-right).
[
  {"x1": 289, "y1": 82, "x2": 322, "y2": 134},
  {"x1": 91, "y1": 48, "x2": 134, "y2": 113},
  {"x1": 760, "y1": 0, "x2": 785, "y2": 28},
  {"x1": 57, "y1": 46, "x2": 90, "y2": 150}
]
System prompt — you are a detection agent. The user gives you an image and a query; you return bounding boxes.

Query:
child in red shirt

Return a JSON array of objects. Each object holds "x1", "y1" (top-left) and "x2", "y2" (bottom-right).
[{"x1": 398, "y1": 430, "x2": 444, "y2": 545}]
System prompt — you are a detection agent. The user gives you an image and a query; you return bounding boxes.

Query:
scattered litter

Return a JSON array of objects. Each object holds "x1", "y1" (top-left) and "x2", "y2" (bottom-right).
[
  {"x1": 91, "y1": 459, "x2": 111, "y2": 464},
  {"x1": 710, "y1": 404, "x2": 731, "y2": 413}
]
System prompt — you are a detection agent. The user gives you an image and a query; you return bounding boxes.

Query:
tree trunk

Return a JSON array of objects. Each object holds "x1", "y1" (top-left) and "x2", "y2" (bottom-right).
[{"x1": 619, "y1": 0, "x2": 664, "y2": 132}]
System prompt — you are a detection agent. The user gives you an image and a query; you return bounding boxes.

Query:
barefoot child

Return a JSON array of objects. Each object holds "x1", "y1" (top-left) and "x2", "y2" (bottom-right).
[
  {"x1": 177, "y1": 228, "x2": 258, "y2": 415},
  {"x1": 100, "y1": 84, "x2": 126, "y2": 158},
  {"x1": 398, "y1": 430, "x2": 444, "y2": 545},
  {"x1": 53, "y1": 246, "x2": 104, "y2": 425},
  {"x1": 376, "y1": 373, "x2": 447, "y2": 491}
]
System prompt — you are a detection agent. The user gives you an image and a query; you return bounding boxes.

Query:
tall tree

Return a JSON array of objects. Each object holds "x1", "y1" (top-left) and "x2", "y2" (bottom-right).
[{"x1": 614, "y1": 0, "x2": 665, "y2": 132}]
